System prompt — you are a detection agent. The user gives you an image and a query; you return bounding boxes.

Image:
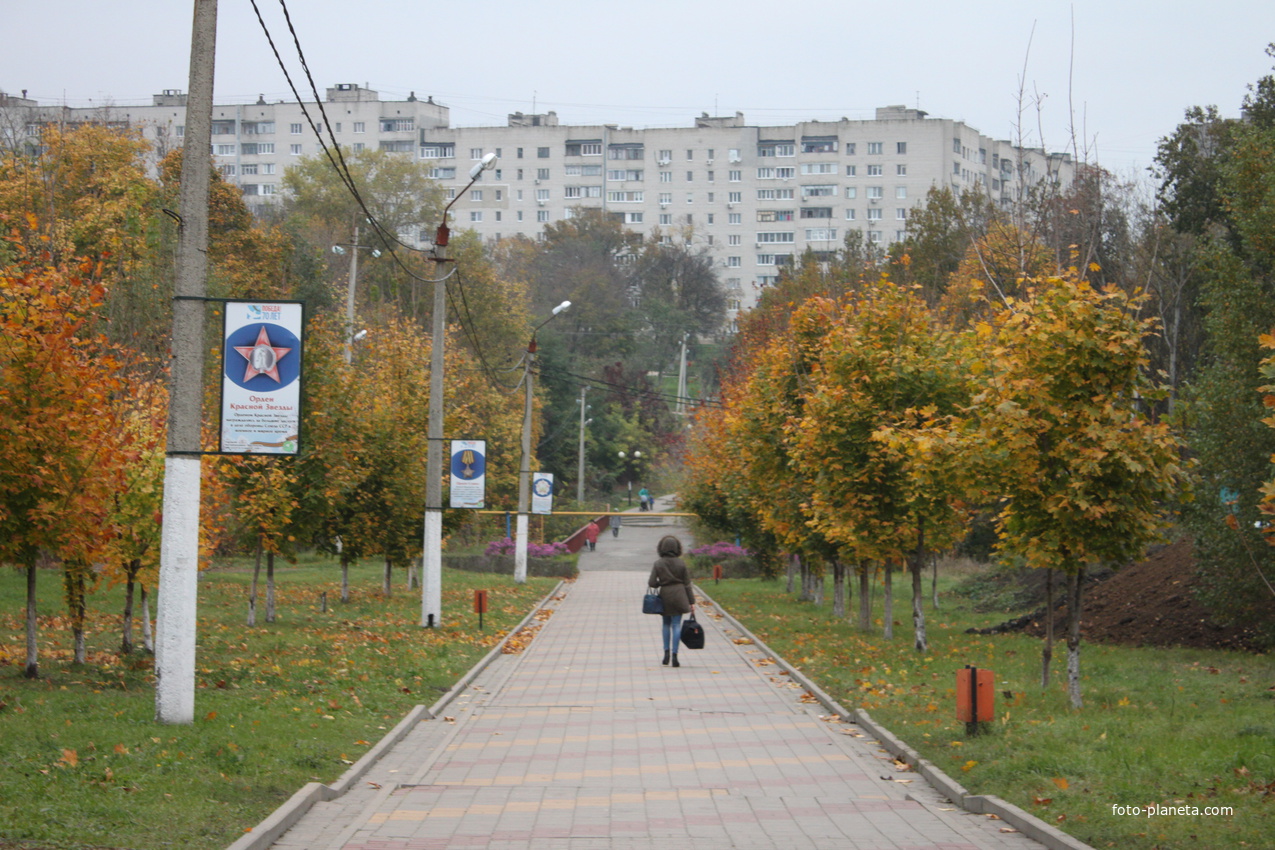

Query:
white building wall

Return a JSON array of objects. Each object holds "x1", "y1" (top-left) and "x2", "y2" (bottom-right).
[{"x1": 4, "y1": 90, "x2": 1071, "y2": 318}]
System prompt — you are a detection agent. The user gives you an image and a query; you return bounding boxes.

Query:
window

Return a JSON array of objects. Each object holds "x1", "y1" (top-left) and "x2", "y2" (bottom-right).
[
  {"x1": 801, "y1": 162, "x2": 837, "y2": 175},
  {"x1": 537, "y1": 168, "x2": 551, "y2": 180},
  {"x1": 896, "y1": 186, "x2": 908, "y2": 199},
  {"x1": 538, "y1": 147, "x2": 551, "y2": 158},
  {"x1": 379, "y1": 140, "x2": 414, "y2": 152},
  {"x1": 471, "y1": 212, "x2": 485, "y2": 224},
  {"x1": 756, "y1": 232, "x2": 795, "y2": 243},
  {"x1": 686, "y1": 193, "x2": 694, "y2": 204},
  {"x1": 608, "y1": 169, "x2": 642, "y2": 181},
  {"x1": 867, "y1": 186, "x2": 884, "y2": 199},
  {"x1": 776, "y1": 167, "x2": 795, "y2": 179},
  {"x1": 756, "y1": 188, "x2": 795, "y2": 200},
  {"x1": 420, "y1": 143, "x2": 455, "y2": 158},
  {"x1": 659, "y1": 214, "x2": 672, "y2": 225},
  {"x1": 241, "y1": 184, "x2": 259, "y2": 196},
  {"x1": 728, "y1": 234, "x2": 742, "y2": 246},
  {"x1": 800, "y1": 207, "x2": 833, "y2": 219},
  {"x1": 352, "y1": 143, "x2": 365, "y2": 153},
  {"x1": 953, "y1": 137, "x2": 963, "y2": 153},
  {"x1": 707, "y1": 192, "x2": 714, "y2": 203},
  {"x1": 801, "y1": 137, "x2": 837, "y2": 153},
  {"x1": 728, "y1": 191, "x2": 742, "y2": 203},
  {"x1": 536, "y1": 189, "x2": 550, "y2": 201},
  {"x1": 260, "y1": 184, "x2": 277, "y2": 196},
  {"x1": 845, "y1": 187, "x2": 858, "y2": 199},
  {"x1": 845, "y1": 209, "x2": 856, "y2": 220},
  {"x1": 802, "y1": 185, "x2": 836, "y2": 198},
  {"x1": 565, "y1": 141, "x2": 603, "y2": 156},
  {"x1": 707, "y1": 149, "x2": 715, "y2": 160},
  {"x1": 844, "y1": 142, "x2": 856, "y2": 155},
  {"x1": 866, "y1": 164, "x2": 883, "y2": 176},
  {"x1": 868, "y1": 231, "x2": 882, "y2": 243},
  {"x1": 896, "y1": 208, "x2": 908, "y2": 220},
  {"x1": 757, "y1": 210, "x2": 794, "y2": 222},
  {"x1": 729, "y1": 170, "x2": 742, "y2": 182},
  {"x1": 659, "y1": 192, "x2": 673, "y2": 205},
  {"x1": 658, "y1": 149, "x2": 672, "y2": 163},
  {"x1": 953, "y1": 161, "x2": 961, "y2": 175},
  {"x1": 607, "y1": 191, "x2": 644, "y2": 202},
  {"x1": 757, "y1": 167, "x2": 775, "y2": 180},
  {"x1": 805, "y1": 228, "x2": 837, "y2": 241},
  {"x1": 470, "y1": 190, "x2": 483, "y2": 202},
  {"x1": 686, "y1": 171, "x2": 694, "y2": 182},
  {"x1": 212, "y1": 120, "x2": 236, "y2": 135},
  {"x1": 660, "y1": 171, "x2": 672, "y2": 183},
  {"x1": 706, "y1": 171, "x2": 715, "y2": 182},
  {"x1": 261, "y1": 163, "x2": 276, "y2": 175},
  {"x1": 333, "y1": 123, "x2": 341, "y2": 134},
  {"x1": 218, "y1": 165, "x2": 236, "y2": 177},
  {"x1": 624, "y1": 212, "x2": 644, "y2": 223},
  {"x1": 239, "y1": 142, "x2": 273, "y2": 155},
  {"x1": 845, "y1": 165, "x2": 856, "y2": 177},
  {"x1": 729, "y1": 213, "x2": 742, "y2": 224},
  {"x1": 867, "y1": 142, "x2": 883, "y2": 155},
  {"x1": 728, "y1": 256, "x2": 742, "y2": 268},
  {"x1": 380, "y1": 118, "x2": 415, "y2": 132},
  {"x1": 431, "y1": 167, "x2": 457, "y2": 179},
  {"x1": 757, "y1": 142, "x2": 795, "y2": 157},
  {"x1": 537, "y1": 210, "x2": 550, "y2": 222},
  {"x1": 608, "y1": 145, "x2": 643, "y2": 160},
  {"x1": 565, "y1": 186, "x2": 583, "y2": 199},
  {"x1": 896, "y1": 164, "x2": 907, "y2": 176},
  {"x1": 354, "y1": 121, "x2": 365, "y2": 133},
  {"x1": 867, "y1": 208, "x2": 883, "y2": 221},
  {"x1": 897, "y1": 142, "x2": 907, "y2": 154},
  {"x1": 290, "y1": 123, "x2": 303, "y2": 135},
  {"x1": 213, "y1": 144, "x2": 235, "y2": 156},
  {"x1": 728, "y1": 148, "x2": 742, "y2": 162}
]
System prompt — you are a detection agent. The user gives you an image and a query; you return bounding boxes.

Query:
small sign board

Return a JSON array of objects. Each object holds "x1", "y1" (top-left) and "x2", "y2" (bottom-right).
[
  {"x1": 531, "y1": 471, "x2": 554, "y2": 515},
  {"x1": 219, "y1": 301, "x2": 304, "y2": 454},
  {"x1": 449, "y1": 439, "x2": 487, "y2": 509}
]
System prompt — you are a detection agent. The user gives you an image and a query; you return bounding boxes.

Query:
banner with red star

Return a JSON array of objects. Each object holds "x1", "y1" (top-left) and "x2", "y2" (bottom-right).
[{"x1": 218, "y1": 301, "x2": 305, "y2": 454}]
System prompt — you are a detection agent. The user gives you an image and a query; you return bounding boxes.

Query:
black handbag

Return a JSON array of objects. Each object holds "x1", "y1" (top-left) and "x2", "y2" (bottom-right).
[
  {"x1": 643, "y1": 588, "x2": 664, "y2": 615},
  {"x1": 680, "y1": 613, "x2": 705, "y2": 649}
]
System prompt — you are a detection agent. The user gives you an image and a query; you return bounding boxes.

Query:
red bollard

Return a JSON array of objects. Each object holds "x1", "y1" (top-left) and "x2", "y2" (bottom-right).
[
  {"x1": 956, "y1": 665, "x2": 994, "y2": 735},
  {"x1": 473, "y1": 589, "x2": 489, "y2": 630},
  {"x1": 713, "y1": 563, "x2": 723, "y2": 584}
]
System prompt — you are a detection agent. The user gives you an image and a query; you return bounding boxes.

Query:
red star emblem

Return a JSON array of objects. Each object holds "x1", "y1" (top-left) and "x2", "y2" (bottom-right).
[{"x1": 233, "y1": 326, "x2": 292, "y2": 383}]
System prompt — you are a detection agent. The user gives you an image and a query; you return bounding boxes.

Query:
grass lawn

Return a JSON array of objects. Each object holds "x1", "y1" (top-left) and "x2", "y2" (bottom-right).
[
  {"x1": 0, "y1": 554, "x2": 561, "y2": 850},
  {"x1": 701, "y1": 564, "x2": 1275, "y2": 850}
]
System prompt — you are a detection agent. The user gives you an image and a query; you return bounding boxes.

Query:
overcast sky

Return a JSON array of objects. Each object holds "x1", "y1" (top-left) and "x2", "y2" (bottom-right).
[{"x1": 7, "y1": 1, "x2": 1274, "y2": 183}]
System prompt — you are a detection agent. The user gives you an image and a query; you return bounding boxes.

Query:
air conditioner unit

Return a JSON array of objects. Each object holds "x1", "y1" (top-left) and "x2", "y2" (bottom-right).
[
  {"x1": 534, "y1": 179, "x2": 540, "y2": 184},
  {"x1": 537, "y1": 199, "x2": 545, "y2": 206},
  {"x1": 658, "y1": 158, "x2": 670, "y2": 166},
  {"x1": 706, "y1": 158, "x2": 714, "y2": 165},
  {"x1": 659, "y1": 202, "x2": 669, "y2": 208},
  {"x1": 727, "y1": 203, "x2": 736, "y2": 208}
]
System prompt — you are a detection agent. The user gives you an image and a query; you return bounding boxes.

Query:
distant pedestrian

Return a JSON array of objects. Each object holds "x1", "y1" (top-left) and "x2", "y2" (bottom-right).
[
  {"x1": 584, "y1": 520, "x2": 600, "y2": 552},
  {"x1": 609, "y1": 512, "x2": 622, "y2": 538},
  {"x1": 647, "y1": 535, "x2": 695, "y2": 667},
  {"x1": 638, "y1": 486, "x2": 652, "y2": 511}
]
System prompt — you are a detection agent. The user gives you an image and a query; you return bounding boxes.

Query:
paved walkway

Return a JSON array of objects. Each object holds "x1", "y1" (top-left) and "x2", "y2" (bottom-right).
[{"x1": 263, "y1": 501, "x2": 1046, "y2": 850}]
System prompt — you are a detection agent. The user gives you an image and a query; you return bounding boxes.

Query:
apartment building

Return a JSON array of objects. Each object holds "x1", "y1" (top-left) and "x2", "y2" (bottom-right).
[{"x1": 3, "y1": 85, "x2": 1073, "y2": 316}]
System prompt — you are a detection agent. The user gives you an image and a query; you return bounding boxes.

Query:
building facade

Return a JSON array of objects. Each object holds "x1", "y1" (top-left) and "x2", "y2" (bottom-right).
[{"x1": 3, "y1": 85, "x2": 1073, "y2": 317}]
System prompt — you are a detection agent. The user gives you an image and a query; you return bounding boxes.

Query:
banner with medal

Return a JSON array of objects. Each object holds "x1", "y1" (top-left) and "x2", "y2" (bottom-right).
[
  {"x1": 449, "y1": 439, "x2": 487, "y2": 509},
  {"x1": 219, "y1": 301, "x2": 304, "y2": 455},
  {"x1": 531, "y1": 472, "x2": 554, "y2": 515}
]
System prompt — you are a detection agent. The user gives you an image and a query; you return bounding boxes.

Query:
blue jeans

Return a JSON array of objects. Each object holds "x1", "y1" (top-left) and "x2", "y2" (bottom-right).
[{"x1": 661, "y1": 614, "x2": 683, "y2": 652}]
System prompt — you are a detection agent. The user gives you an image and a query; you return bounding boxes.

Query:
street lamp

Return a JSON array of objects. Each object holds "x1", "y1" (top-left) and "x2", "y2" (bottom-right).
[
  {"x1": 515, "y1": 300, "x2": 571, "y2": 583},
  {"x1": 618, "y1": 450, "x2": 643, "y2": 505},
  {"x1": 576, "y1": 388, "x2": 591, "y2": 504},
  {"x1": 331, "y1": 227, "x2": 381, "y2": 364},
  {"x1": 421, "y1": 151, "x2": 498, "y2": 628}
]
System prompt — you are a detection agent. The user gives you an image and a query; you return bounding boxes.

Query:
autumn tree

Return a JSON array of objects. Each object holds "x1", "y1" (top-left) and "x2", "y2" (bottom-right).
[
  {"x1": 973, "y1": 271, "x2": 1187, "y2": 705},
  {"x1": 0, "y1": 256, "x2": 130, "y2": 677}
]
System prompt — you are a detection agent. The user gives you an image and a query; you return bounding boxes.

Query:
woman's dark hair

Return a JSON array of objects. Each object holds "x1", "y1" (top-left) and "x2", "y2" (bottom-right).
[{"x1": 657, "y1": 535, "x2": 683, "y2": 558}]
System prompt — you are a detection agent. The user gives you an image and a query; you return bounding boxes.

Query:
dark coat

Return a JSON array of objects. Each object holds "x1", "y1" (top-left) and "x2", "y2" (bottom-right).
[{"x1": 648, "y1": 557, "x2": 695, "y2": 616}]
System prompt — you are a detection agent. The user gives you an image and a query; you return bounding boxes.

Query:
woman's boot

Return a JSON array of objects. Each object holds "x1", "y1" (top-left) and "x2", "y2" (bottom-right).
[
  {"x1": 662, "y1": 650, "x2": 670, "y2": 666},
  {"x1": 671, "y1": 653, "x2": 680, "y2": 667}
]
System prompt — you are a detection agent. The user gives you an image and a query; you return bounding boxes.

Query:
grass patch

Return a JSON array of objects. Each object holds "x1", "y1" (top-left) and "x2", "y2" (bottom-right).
[
  {"x1": 703, "y1": 566, "x2": 1275, "y2": 850},
  {"x1": 0, "y1": 556, "x2": 559, "y2": 850}
]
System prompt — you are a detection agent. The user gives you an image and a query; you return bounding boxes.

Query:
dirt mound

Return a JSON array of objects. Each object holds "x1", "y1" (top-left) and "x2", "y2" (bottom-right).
[{"x1": 1012, "y1": 538, "x2": 1265, "y2": 651}]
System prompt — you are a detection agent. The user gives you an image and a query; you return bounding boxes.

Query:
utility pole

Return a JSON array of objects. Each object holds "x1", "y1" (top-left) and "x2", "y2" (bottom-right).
[
  {"x1": 576, "y1": 386, "x2": 588, "y2": 503},
  {"x1": 155, "y1": 0, "x2": 216, "y2": 725},
  {"x1": 514, "y1": 339, "x2": 536, "y2": 584},
  {"x1": 675, "y1": 332, "x2": 689, "y2": 416},
  {"x1": 344, "y1": 224, "x2": 360, "y2": 364},
  {"x1": 421, "y1": 237, "x2": 446, "y2": 626}
]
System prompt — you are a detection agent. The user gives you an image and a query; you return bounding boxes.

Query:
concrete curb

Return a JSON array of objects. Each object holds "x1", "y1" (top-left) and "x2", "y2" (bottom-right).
[
  {"x1": 224, "y1": 581, "x2": 566, "y2": 850},
  {"x1": 699, "y1": 588, "x2": 1095, "y2": 850}
]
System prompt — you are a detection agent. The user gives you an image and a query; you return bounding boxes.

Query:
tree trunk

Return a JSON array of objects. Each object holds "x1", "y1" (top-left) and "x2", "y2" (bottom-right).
[
  {"x1": 883, "y1": 562, "x2": 894, "y2": 640},
  {"x1": 69, "y1": 569, "x2": 87, "y2": 665},
  {"x1": 383, "y1": 556, "x2": 392, "y2": 597},
  {"x1": 248, "y1": 543, "x2": 261, "y2": 627},
  {"x1": 813, "y1": 571, "x2": 824, "y2": 606},
  {"x1": 341, "y1": 556, "x2": 351, "y2": 603},
  {"x1": 786, "y1": 554, "x2": 796, "y2": 594},
  {"x1": 1067, "y1": 567, "x2": 1085, "y2": 709},
  {"x1": 799, "y1": 556, "x2": 811, "y2": 602},
  {"x1": 832, "y1": 560, "x2": 845, "y2": 619},
  {"x1": 265, "y1": 550, "x2": 276, "y2": 623},
  {"x1": 407, "y1": 557, "x2": 417, "y2": 590},
  {"x1": 911, "y1": 521, "x2": 927, "y2": 652},
  {"x1": 121, "y1": 562, "x2": 137, "y2": 655},
  {"x1": 140, "y1": 585, "x2": 153, "y2": 653},
  {"x1": 1042, "y1": 570, "x2": 1054, "y2": 689},
  {"x1": 857, "y1": 565, "x2": 871, "y2": 632},
  {"x1": 25, "y1": 560, "x2": 39, "y2": 679},
  {"x1": 931, "y1": 555, "x2": 940, "y2": 610}
]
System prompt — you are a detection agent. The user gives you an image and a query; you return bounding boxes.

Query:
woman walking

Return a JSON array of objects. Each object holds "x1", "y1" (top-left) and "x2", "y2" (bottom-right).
[{"x1": 648, "y1": 535, "x2": 695, "y2": 667}]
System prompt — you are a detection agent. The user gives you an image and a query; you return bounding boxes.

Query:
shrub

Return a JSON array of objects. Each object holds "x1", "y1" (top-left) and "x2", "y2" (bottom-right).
[
  {"x1": 689, "y1": 541, "x2": 750, "y2": 559},
  {"x1": 484, "y1": 538, "x2": 571, "y2": 559}
]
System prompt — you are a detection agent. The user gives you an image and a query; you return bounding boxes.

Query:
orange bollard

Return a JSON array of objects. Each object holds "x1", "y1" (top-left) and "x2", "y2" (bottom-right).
[
  {"x1": 956, "y1": 665, "x2": 994, "y2": 735},
  {"x1": 713, "y1": 563, "x2": 723, "y2": 584}
]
